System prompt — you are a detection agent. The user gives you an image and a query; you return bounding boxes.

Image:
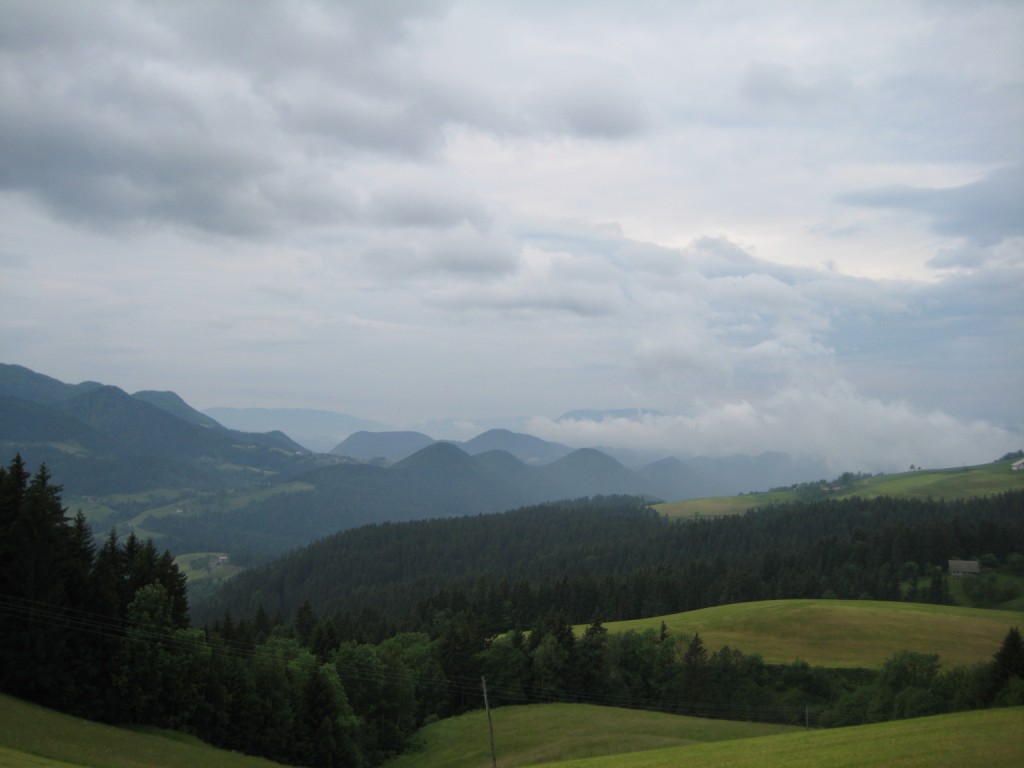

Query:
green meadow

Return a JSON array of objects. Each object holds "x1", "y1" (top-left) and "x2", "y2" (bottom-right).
[
  {"x1": 5, "y1": 692, "x2": 1020, "y2": 768},
  {"x1": 66, "y1": 481, "x2": 316, "y2": 544},
  {"x1": 384, "y1": 703, "x2": 802, "y2": 768},
  {"x1": 172, "y1": 551, "x2": 245, "y2": 582},
  {"x1": 656, "y1": 458, "x2": 1024, "y2": 518},
  {"x1": 574, "y1": 599, "x2": 1024, "y2": 667},
  {"x1": 527, "y1": 707, "x2": 1024, "y2": 768},
  {"x1": 0, "y1": 694, "x2": 284, "y2": 768}
]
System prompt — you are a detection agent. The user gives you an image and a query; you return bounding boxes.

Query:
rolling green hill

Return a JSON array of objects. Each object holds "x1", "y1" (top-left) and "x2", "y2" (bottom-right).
[
  {"x1": 577, "y1": 599, "x2": 1024, "y2": 668},
  {"x1": 0, "y1": 694, "x2": 285, "y2": 768},
  {"x1": 383, "y1": 704, "x2": 1023, "y2": 768},
  {"x1": 656, "y1": 457, "x2": 1024, "y2": 518},
  {"x1": 384, "y1": 703, "x2": 801, "y2": 768},
  {"x1": 526, "y1": 707, "x2": 1024, "y2": 768}
]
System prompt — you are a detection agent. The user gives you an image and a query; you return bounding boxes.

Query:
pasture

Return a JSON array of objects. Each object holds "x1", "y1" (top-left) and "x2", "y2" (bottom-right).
[
  {"x1": 527, "y1": 707, "x2": 1024, "y2": 768},
  {"x1": 172, "y1": 552, "x2": 245, "y2": 582},
  {"x1": 656, "y1": 457, "x2": 1024, "y2": 519},
  {"x1": 575, "y1": 599, "x2": 1024, "y2": 667},
  {"x1": 0, "y1": 694, "x2": 284, "y2": 768},
  {"x1": 384, "y1": 703, "x2": 801, "y2": 768}
]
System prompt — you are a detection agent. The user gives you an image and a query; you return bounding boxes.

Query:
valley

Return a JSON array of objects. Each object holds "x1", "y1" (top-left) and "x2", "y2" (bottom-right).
[{"x1": 2, "y1": 363, "x2": 1023, "y2": 768}]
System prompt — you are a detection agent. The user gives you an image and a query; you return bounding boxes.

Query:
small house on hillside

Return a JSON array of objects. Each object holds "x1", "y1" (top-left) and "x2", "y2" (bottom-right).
[
  {"x1": 948, "y1": 559, "x2": 980, "y2": 578},
  {"x1": 1012, "y1": 458, "x2": 1024, "y2": 471}
]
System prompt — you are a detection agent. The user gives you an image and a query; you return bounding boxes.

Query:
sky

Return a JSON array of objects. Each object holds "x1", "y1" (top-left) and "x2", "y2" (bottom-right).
[{"x1": 1, "y1": 0, "x2": 1022, "y2": 474}]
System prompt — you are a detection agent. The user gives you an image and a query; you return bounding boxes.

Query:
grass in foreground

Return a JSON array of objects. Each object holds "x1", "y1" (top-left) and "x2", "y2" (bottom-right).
[
  {"x1": 0, "y1": 694, "x2": 284, "y2": 768},
  {"x1": 577, "y1": 599, "x2": 1024, "y2": 668},
  {"x1": 529, "y1": 707, "x2": 1024, "y2": 768},
  {"x1": 385, "y1": 703, "x2": 801, "y2": 768}
]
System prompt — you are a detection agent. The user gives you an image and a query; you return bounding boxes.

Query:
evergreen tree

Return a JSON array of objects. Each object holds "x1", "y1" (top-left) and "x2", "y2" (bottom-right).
[
  {"x1": 681, "y1": 632, "x2": 710, "y2": 711},
  {"x1": 576, "y1": 616, "x2": 610, "y2": 699},
  {"x1": 991, "y1": 626, "x2": 1024, "y2": 700},
  {"x1": 0, "y1": 459, "x2": 73, "y2": 705}
]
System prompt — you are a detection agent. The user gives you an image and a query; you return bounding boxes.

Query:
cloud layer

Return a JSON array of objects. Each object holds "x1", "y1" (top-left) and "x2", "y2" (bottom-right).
[{"x1": 1, "y1": 1, "x2": 1021, "y2": 474}]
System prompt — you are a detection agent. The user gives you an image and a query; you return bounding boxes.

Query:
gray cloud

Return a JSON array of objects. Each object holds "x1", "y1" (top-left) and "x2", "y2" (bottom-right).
[
  {"x1": 531, "y1": 69, "x2": 650, "y2": 139},
  {"x1": 1, "y1": 0, "x2": 1021, "y2": 473},
  {"x1": 740, "y1": 62, "x2": 853, "y2": 110},
  {"x1": 357, "y1": 225, "x2": 520, "y2": 278},
  {"x1": 839, "y1": 165, "x2": 1024, "y2": 246},
  {"x1": 367, "y1": 187, "x2": 491, "y2": 230}
]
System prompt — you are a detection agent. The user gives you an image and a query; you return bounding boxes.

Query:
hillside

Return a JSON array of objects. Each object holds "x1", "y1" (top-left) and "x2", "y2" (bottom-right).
[
  {"x1": 0, "y1": 694, "x2": 286, "y2": 768},
  {"x1": 204, "y1": 406, "x2": 385, "y2": 453},
  {"x1": 3, "y1": 363, "x2": 842, "y2": 558},
  {"x1": 385, "y1": 703, "x2": 800, "y2": 768},
  {"x1": 0, "y1": 364, "x2": 325, "y2": 497},
  {"x1": 656, "y1": 457, "x2": 1024, "y2": 518},
  {"x1": 577, "y1": 599, "x2": 1024, "y2": 668},
  {"x1": 384, "y1": 706, "x2": 1023, "y2": 768},
  {"x1": 194, "y1": 491, "x2": 1024, "y2": 632},
  {"x1": 149, "y1": 446, "x2": 672, "y2": 555},
  {"x1": 529, "y1": 708, "x2": 1024, "y2": 768},
  {"x1": 160, "y1": 438, "x2": 842, "y2": 557},
  {"x1": 9, "y1": 690, "x2": 1019, "y2": 768}
]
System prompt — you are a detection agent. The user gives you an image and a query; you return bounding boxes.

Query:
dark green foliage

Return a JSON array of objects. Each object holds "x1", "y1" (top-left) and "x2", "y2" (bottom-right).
[
  {"x1": 991, "y1": 626, "x2": 1024, "y2": 700},
  {"x1": 0, "y1": 455, "x2": 190, "y2": 718},
  {"x1": 198, "y1": 491, "x2": 1024, "y2": 632},
  {"x1": 680, "y1": 632, "x2": 710, "y2": 708},
  {"x1": 1, "y1": 364, "x2": 321, "y2": 497}
]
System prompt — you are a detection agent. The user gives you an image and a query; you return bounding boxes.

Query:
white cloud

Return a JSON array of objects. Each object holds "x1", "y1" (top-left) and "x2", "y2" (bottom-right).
[{"x1": 527, "y1": 381, "x2": 1018, "y2": 474}]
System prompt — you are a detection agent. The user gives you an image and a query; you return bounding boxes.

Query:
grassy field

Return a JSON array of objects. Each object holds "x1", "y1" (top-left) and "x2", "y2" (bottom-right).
[
  {"x1": 123, "y1": 481, "x2": 315, "y2": 529},
  {"x1": 573, "y1": 599, "x2": 1024, "y2": 668},
  {"x1": 66, "y1": 481, "x2": 316, "y2": 544},
  {"x1": 7, "y1": 691, "x2": 1018, "y2": 768},
  {"x1": 0, "y1": 694, "x2": 284, "y2": 768},
  {"x1": 172, "y1": 552, "x2": 245, "y2": 582},
  {"x1": 656, "y1": 457, "x2": 1024, "y2": 518},
  {"x1": 385, "y1": 703, "x2": 802, "y2": 768},
  {"x1": 527, "y1": 707, "x2": 1024, "y2": 768}
]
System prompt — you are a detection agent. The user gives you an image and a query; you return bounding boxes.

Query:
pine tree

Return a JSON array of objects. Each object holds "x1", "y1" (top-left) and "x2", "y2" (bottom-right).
[
  {"x1": 991, "y1": 626, "x2": 1024, "y2": 699},
  {"x1": 681, "y1": 632, "x2": 710, "y2": 710}
]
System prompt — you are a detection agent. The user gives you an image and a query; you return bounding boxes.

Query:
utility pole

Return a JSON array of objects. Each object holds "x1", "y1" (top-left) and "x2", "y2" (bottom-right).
[{"x1": 482, "y1": 676, "x2": 497, "y2": 768}]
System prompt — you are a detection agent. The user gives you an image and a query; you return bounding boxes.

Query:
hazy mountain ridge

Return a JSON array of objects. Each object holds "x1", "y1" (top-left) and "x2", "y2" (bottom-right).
[
  {"x1": 3, "y1": 362, "x2": 828, "y2": 554},
  {"x1": 134, "y1": 390, "x2": 223, "y2": 429},
  {"x1": 147, "y1": 441, "x2": 827, "y2": 555},
  {"x1": 0, "y1": 363, "x2": 320, "y2": 495},
  {"x1": 204, "y1": 406, "x2": 385, "y2": 453},
  {"x1": 332, "y1": 430, "x2": 437, "y2": 461}
]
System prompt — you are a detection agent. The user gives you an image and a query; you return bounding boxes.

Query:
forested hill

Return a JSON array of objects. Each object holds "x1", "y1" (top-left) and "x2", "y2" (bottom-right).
[
  {"x1": 195, "y1": 490, "x2": 1024, "y2": 634},
  {"x1": 0, "y1": 363, "x2": 323, "y2": 495}
]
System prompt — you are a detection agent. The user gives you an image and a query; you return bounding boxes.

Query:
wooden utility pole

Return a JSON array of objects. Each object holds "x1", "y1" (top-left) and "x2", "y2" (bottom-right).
[{"x1": 482, "y1": 676, "x2": 497, "y2": 768}]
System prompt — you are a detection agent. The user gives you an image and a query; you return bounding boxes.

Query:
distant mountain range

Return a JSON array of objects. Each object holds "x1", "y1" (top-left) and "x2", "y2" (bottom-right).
[
  {"x1": 0, "y1": 363, "x2": 327, "y2": 495},
  {"x1": 204, "y1": 407, "x2": 385, "y2": 453},
  {"x1": 1, "y1": 362, "x2": 828, "y2": 555},
  {"x1": 331, "y1": 428, "x2": 574, "y2": 465}
]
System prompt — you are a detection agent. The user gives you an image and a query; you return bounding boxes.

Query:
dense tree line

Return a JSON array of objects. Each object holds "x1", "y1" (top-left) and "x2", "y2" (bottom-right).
[
  {"x1": 0, "y1": 455, "x2": 188, "y2": 718},
  {"x1": 199, "y1": 491, "x2": 1024, "y2": 634},
  {"x1": 0, "y1": 456, "x2": 394, "y2": 765}
]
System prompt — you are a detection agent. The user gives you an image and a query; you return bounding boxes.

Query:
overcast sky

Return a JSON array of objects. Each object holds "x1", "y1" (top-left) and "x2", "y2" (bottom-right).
[{"x1": 1, "y1": 0, "x2": 1021, "y2": 473}]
